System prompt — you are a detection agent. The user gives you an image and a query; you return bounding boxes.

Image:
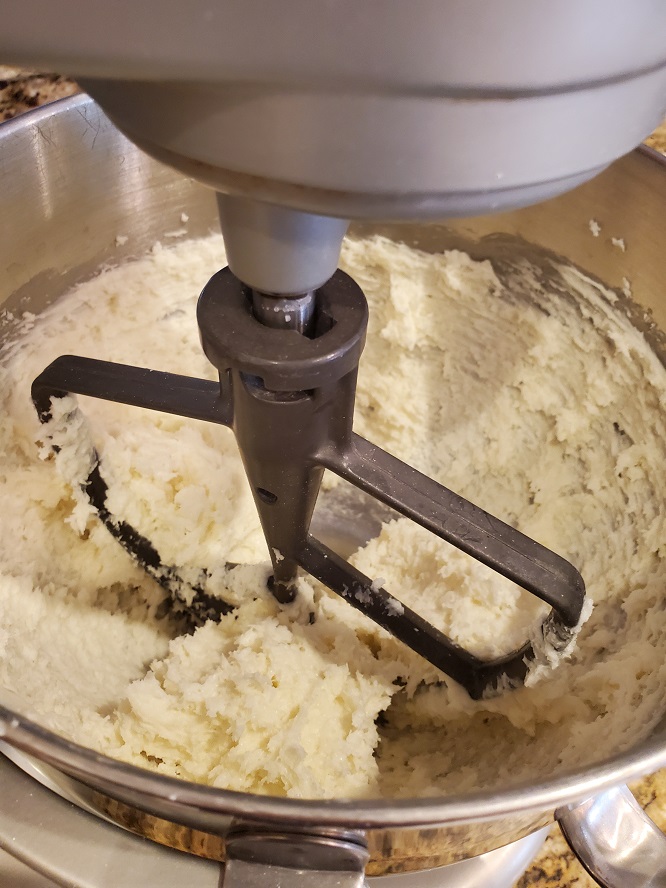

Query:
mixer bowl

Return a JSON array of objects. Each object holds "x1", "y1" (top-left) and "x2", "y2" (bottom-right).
[{"x1": 2, "y1": 95, "x2": 666, "y2": 884}]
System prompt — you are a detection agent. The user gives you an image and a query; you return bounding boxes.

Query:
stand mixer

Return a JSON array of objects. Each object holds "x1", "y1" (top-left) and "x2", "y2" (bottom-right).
[
  {"x1": 14, "y1": 0, "x2": 666, "y2": 695},
  {"x1": 2, "y1": 1, "x2": 666, "y2": 885}
]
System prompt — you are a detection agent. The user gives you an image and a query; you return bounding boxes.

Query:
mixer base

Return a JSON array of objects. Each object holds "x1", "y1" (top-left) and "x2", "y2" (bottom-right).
[{"x1": 0, "y1": 754, "x2": 546, "y2": 888}]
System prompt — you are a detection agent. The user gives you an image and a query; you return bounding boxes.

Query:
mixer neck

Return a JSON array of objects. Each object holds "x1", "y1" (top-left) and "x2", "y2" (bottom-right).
[{"x1": 216, "y1": 193, "x2": 349, "y2": 296}]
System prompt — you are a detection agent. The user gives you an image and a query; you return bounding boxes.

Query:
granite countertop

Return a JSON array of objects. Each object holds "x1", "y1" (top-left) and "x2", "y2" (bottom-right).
[
  {"x1": 0, "y1": 66, "x2": 79, "y2": 119},
  {"x1": 2, "y1": 68, "x2": 666, "y2": 888}
]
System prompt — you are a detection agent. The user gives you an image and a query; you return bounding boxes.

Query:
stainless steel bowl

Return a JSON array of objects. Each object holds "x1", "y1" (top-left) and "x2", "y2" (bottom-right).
[{"x1": 2, "y1": 95, "x2": 666, "y2": 887}]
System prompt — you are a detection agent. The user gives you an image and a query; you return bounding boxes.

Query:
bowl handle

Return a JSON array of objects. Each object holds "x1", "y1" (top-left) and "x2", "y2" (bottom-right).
[
  {"x1": 223, "y1": 829, "x2": 368, "y2": 888},
  {"x1": 557, "y1": 784, "x2": 666, "y2": 887}
]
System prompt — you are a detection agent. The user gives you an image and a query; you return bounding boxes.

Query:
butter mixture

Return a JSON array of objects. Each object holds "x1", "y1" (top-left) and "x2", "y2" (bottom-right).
[{"x1": 1, "y1": 234, "x2": 665, "y2": 800}]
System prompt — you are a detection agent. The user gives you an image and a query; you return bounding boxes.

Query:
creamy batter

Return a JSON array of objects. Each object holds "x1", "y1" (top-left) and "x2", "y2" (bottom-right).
[{"x1": 1, "y1": 234, "x2": 665, "y2": 800}]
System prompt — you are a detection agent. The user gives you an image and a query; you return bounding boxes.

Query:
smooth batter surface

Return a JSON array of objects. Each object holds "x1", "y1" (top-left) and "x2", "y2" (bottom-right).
[{"x1": 1, "y1": 234, "x2": 665, "y2": 800}]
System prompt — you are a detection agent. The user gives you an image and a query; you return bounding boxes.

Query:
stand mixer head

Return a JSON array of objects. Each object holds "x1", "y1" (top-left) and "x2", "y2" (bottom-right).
[{"x1": 3, "y1": 0, "x2": 666, "y2": 695}]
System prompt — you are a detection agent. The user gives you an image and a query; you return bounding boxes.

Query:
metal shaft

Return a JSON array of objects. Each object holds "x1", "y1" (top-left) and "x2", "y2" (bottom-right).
[{"x1": 252, "y1": 290, "x2": 317, "y2": 336}]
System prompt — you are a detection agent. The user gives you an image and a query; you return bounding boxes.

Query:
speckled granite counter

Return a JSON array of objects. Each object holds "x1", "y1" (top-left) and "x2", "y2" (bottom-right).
[
  {"x1": 2, "y1": 68, "x2": 666, "y2": 888},
  {"x1": 646, "y1": 121, "x2": 666, "y2": 154},
  {"x1": 0, "y1": 66, "x2": 79, "y2": 119}
]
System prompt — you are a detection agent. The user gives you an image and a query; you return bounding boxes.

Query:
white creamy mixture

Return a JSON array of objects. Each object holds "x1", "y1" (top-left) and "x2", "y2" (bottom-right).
[{"x1": 1, "y1": 234, "x2": 665, "y2": 800}]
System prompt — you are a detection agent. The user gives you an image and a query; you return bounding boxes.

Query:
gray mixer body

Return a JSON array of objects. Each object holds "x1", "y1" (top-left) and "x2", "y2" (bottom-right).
[{"x1": 1, "y1": 0, "x2": 666, "y2": 290}]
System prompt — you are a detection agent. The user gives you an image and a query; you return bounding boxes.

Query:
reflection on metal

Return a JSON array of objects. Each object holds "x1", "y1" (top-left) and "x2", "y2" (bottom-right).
[{"x1": 558, "y1": 786, "x2": 666, "y2": 888}]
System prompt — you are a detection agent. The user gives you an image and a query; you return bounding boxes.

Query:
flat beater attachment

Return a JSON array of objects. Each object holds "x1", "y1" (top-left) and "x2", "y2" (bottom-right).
[{"x1": 32, "y1": 268, "x2": 585, "y2": 699}]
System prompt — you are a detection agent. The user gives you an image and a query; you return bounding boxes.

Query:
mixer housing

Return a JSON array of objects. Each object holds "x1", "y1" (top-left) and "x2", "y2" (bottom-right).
[{"x1": 1, "y1": 0, "x2": 666, "y2": 290}]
